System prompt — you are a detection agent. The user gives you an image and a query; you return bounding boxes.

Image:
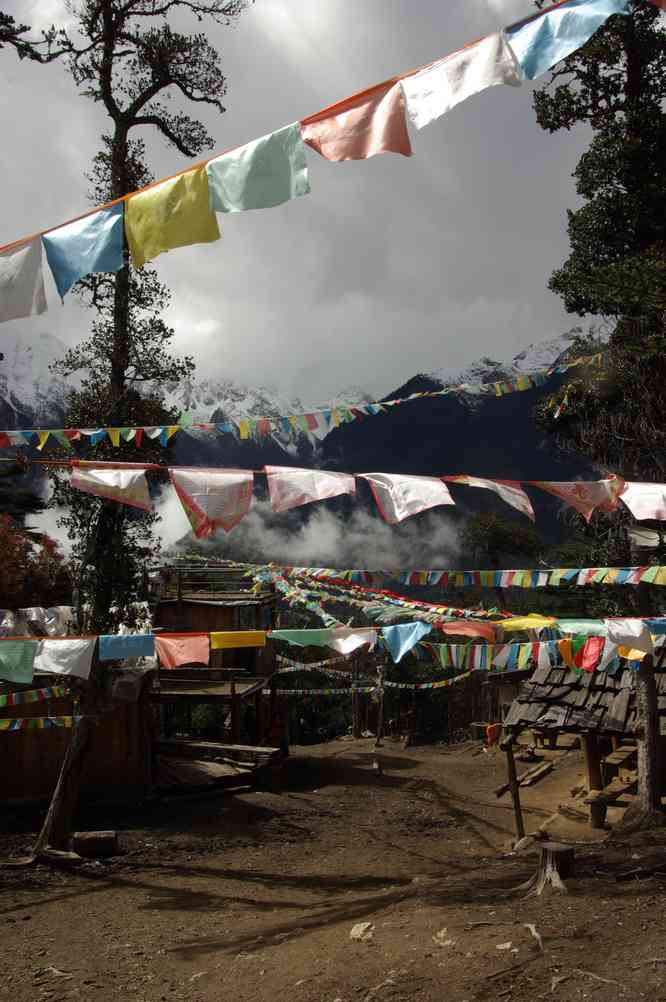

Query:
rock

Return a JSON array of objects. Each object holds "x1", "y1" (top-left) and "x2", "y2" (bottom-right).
[
  {"x1": 350, "y1": 922, "x2": 375, "y2": 942},
  {"x1": 496, "y1": 942, "x2": 513, "y2": 950},
  {"x1": 68, "y1": 831, "x2": 119, "y2": 859}
]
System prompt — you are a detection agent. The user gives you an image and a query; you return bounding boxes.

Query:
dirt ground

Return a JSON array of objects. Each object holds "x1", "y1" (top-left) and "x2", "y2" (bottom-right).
[{"x1": 3, "y1": 737, "x2": 666, "y2": 1002}]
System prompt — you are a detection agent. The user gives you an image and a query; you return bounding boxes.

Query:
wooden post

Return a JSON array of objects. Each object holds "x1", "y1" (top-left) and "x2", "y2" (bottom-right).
[
  {"x1": 375, "y1": 665, "x2": 385, "y2": 748},
  {"x1": 230, "y1": 682, "x2": 241, "y2": 744},
  {"x1": 635, "y1": 655, "x2": 661, "y2": 814},
  {"x1": 254, "y1": 690, "x2": 262, "y2": 746},
  {"x1": 352, "y1": 661, "x2": 361, "y2": 739},
  {"x1": 582, "y1": 732, "x2": 603, "y2": 791},
  {"x1": 501, "y1": 731, "x2": 525, "y2": 841}
]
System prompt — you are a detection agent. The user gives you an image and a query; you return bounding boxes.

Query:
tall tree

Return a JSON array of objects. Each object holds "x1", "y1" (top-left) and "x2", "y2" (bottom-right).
[
  {"x1": 46, "y1": 0, "x2": 249, "y2": 632},
  {"x1": 34, "y1": 0, "x2": 250, "y2": 854},
  {"x1": 532, "y1": 0, "x2": 666, "y2": 825}
]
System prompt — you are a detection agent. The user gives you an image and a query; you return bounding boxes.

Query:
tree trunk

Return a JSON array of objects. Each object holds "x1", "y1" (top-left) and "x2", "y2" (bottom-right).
[
  {"x1": 34, "y1": 657, "x2": 104, "y2": 855},
  {"x1": 629, "y1": 655, "x2": 664, "y2": 826}
]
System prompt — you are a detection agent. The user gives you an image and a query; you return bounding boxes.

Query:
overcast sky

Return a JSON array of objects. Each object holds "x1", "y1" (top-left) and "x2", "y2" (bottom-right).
[{"x1": 0, "y1": 0, "x2": 590, "y2": 401}]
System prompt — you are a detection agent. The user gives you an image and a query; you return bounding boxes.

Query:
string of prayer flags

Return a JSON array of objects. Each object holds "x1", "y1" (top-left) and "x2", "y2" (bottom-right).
[
  {"x1": 271, "y1": 627, "x2": 377, "y2": 655},
  {"x1": 446, "y1": 475, "x2": 535, "y2": 521},
  {"x1": 155, "y1": 633, "x2": 210, "y2": 669},
  {"x1": 360, "y1": 473, "x2": 454, "y2": 524},
  {"x1": 381, "y1": 622, "x2": 433, "y2": 663},
  {"x1": 300, "y1": 81, "x2": 412, "y2": 161},
  {"x1": 70, "y1": 462, "x2": 152, "y2": 512},
  {"x1": 125, "y1": 167, "x2": 220, "y2": 269},
  {"x1": 400, "y1": 32, "x2": 522, "y2": 131},
  {"x1": 0, "y1": 684, "x2": 72, "y2": 707},
  {"x1": 0, "y1": 353, "x2": 603, "y2": 451},
  {"x1": 265, "y1": 466, "x2": 355, "y2": 513},
  {"x1": 206, "y1": 123, "x2": 311, "y2": 213},
  {"x1": 170, "y1": 468, "x2": 253, "y2": 538},
  {"x1": 0, "y1": 640, "x2": 39, "y2": 684},
  {"x1": 0, "y1": 238, "x2": 47, "y2": 323},
  {"x1": 43, "y1": 204, "x2": 124, "y2": 299},
  {"x1": 210, "y1": 631, "x2": 266, "y2": 649},
  {"x1": 33, "y1": 638, "x2": 96, "y2": 680},
  {"x1": 505, "y1": 0, "x2": 630, "y2": 81},
  {"x1": 0, "y1": 715, "x2": 81, "y2": 732},
  {"x1": 98, "y1": 634, "x2": 155, "y2": 661}
]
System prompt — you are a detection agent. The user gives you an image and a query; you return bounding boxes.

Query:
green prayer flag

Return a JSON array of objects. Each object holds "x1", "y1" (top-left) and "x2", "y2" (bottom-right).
[
  {"x1": 206, "y1": 123, "x2": 311, "y2": 214},
  {"x1": 557, "y1": 619, "x2": 607, "y2": 636},
  {"x1": 0, "y1": 640, "x2": 39, "y2": 684},
  {"x1": 271, "y1": 629, "x2": 333, "y2": 648}
]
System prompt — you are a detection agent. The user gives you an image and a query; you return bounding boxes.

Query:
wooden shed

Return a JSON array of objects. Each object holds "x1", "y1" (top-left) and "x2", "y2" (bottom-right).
[{"x1": 503, "y1": 657, "x2": 666, "y2": 826}]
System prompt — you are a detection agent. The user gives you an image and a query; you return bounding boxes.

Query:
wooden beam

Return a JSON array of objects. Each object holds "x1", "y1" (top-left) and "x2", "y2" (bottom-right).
[
  {"x1": 502, "y1": 731, "x2": 525, "y2": 840},
  {"x1": 582, "y1": 732, "x2": 603, "y2": 792}
]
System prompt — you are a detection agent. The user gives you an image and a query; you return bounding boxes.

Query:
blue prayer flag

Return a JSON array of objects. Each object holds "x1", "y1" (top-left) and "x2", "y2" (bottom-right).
[{"x1": 43, "y1": 204, "x2": 124, "y2": 299}]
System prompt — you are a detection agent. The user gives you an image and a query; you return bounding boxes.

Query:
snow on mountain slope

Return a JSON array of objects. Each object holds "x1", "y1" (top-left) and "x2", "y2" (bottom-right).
[
  {"x1": 0, "y1": 329, "x2": 586, "y2": 428},
  {"x1": 426, "y1": 331, "x2": 585, "y2": 389}
]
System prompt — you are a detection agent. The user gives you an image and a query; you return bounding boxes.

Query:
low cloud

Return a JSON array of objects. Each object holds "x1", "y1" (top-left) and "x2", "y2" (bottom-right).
[{"x1": 159, "y1": 493, "x2": 461, "y2": 569}]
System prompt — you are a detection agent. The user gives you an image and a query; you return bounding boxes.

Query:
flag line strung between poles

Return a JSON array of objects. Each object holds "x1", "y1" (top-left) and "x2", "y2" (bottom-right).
[
  {"x1": 0, "y1": 461, "x2": 661, "y2": 532},
  {"x1": 0, "y1": 352, "x2": 601, "y2": 449},
  {"x1": 3, "y1": 0, "x2": 659, "y2": 320}
]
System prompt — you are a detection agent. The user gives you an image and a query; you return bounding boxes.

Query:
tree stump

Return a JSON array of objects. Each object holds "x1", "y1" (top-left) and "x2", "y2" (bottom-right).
[{"x1": 516, "y1": 842, "x2": 574, "y2": 897}]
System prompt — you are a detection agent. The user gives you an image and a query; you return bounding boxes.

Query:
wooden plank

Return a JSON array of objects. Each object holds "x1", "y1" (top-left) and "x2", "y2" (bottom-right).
[
  {"x1": 519, "y1": 761, "x2": 553, "y2": 787},
  {"x1": 155, "y1": 739, "x2": 280, "y2": 762},
  {"x1": 605, "y1": 688, "x2": 632, "y2": 733}
]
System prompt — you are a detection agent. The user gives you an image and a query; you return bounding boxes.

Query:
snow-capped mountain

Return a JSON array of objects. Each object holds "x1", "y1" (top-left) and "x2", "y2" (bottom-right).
[
  {"x1": 0, "y1": 328, "x2": 582, "y2": 431},
  {"x1": 424, "y1": 330, "x2": 586, "y2": 391}
]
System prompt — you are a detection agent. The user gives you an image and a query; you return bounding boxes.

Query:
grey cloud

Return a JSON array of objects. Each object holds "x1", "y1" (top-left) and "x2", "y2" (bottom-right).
[{"x1": 0, "y1": 0, "x2": 583, "y2": 401}]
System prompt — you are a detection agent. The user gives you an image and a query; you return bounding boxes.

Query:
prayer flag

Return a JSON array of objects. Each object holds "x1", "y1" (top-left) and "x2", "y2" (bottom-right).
[
  {"x1": 531, "y1": 476, "x2": 624, "y2": 522},
  {"x1": 206, "y1": 123, "x2": 310, "y2": 213},
  {"x1": 34, "y1": 638, "x2": 96, "y2": 679},
  {"x1": 604, "y1": 618, "x2": 654, "y2": 654},
  {"x1": 438, "y1": 620, "x2": 497, "y2": 641},
  {"x1": 447, "y1": 475, "x2": 535, "y2": 520},
  {"x1": 506, "y1": 0, "x2": 630, "y2": 81},
  {"x1": 98, "y1": 634, "x2": 155, "y2": 661},
  {"x1": 125, "y1": 168, "x2": 220, "y2": 269},
  {"x1": 500, "y1": 615, "x2": 556, "y2": 632},
  {"x1": 360, "y1": 473, "x2": 454, "y2": 524},
  {"x1": 70, "y1": 462, "x2": 152, "y2": 512},
  {"x1": 155, "y1": 633, "x2": 209, "y2": 668},
  {"x1": 0, "y1": 640, "x2": 38, "y2": 684},
  {"x1": 401, "y1": 32, "x2": 522, "y2": 130},
  {"x1": 265, "y1": 466, "x2": 355, "y2": 513},
  {"x1": 43, "y1": 204, "x2": 124, "y2": 299},
  {"x1": 381, "y1": 622, "x2": 432, "y2": 663},
  {"x1": 557, "y1": 635, "x2": 605, "y2": 671},
  {"x1": 300, "y1": 81, "x2": 412, "y2": 161},
  {"x1": 272, "y1": 627, "x2": 376, "y2": 655},
  {"x1": 210, "y1": 631, "x2": 266, "y2": 649},
  {"x1": 619, "y1": 482, "x2": 666, "y2": 521},
  {"x1": 169, "y1": 468, "x2": 253, "y2": 537},
  {"x1": 0, "y1": 238, "x2": 47, "y2": 323}
]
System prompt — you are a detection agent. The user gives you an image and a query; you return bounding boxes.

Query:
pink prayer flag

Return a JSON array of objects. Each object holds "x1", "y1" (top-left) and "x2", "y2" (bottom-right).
[
  {"x1": 300, "y1": 81, "x2": 412, "y2": 161},
  {"x1": 619, "y1": 482, "x2": 666, "y2": 521},
  {"x1": 265, "y1": 466, "x2": 355, "y2": 513},
  {"x1": 361, "y1": 473, "x2": 454, "y2": 524},
  {"x1": 531, "y1": 476, "x2": 624, "y2": 522},
  {"x1": 438, "y1": 620, "x2": 497, "y2": 642},
  {"x1": 447, "y1": 475, "x2": 535, "y2": 521},
  {"x1": 155, "y1": 633, "x2": 210, "y2": 668},
  {"x1": 169, "y1": 468, "x2": 253, "y2": 538}
]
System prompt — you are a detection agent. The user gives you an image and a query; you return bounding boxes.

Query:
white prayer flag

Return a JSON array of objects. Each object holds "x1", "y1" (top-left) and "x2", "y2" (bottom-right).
[{"x1": 0, "y1": 238, "x2": 47, "y2": 323}]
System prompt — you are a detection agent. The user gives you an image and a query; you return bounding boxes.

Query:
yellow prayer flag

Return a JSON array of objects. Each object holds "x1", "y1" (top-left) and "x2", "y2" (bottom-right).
[
  {"x1": 618, "y1": 645, "x2": 647, "y2": 661},
  {"x1": 210, "y1": 631, "x2": 266, "y2": 650},
  {"x1": 654, "y1": 567, "x2": 666, "y2": 586},
  {"x1": 36, "y1": 431, "x2": 50, "y2": 450},
  {"x1": 501, "y1": 615, "x2": 556, "y2": 632},
  {"x1": 125, "y1": 168, "x2": 220, "y2": 269},
  {"x1": 108, "y1": 428, "x2": 121, "y2": 447}
]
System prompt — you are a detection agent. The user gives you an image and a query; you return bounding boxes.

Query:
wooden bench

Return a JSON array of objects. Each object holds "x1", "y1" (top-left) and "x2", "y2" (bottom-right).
[
  {"x1": 584, "y1": 776, "x2": 638, "y2": 829},
  {"x1": 601, "y1": 746, "x2": 637, "y2": 786}
]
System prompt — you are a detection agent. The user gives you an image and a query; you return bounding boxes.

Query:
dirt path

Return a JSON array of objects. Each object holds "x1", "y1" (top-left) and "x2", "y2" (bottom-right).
[{"x1": 2, "y1": 739, "x2": 666, "y2": 1002}]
